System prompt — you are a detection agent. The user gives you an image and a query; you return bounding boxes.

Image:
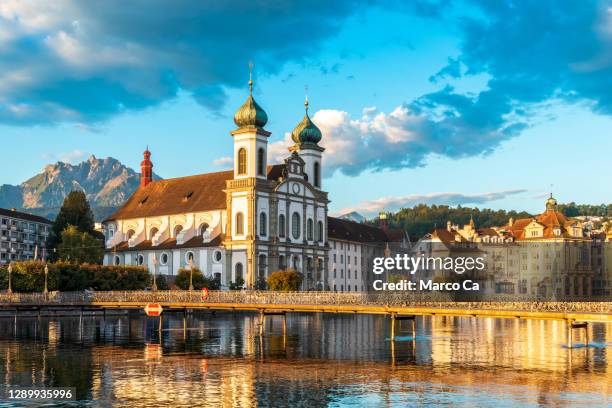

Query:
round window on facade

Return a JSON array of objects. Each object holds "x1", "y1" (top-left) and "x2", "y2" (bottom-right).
[
  {"x1": 185, "y1": 251, "x2": 195, "y2": 264},
  {"x1": 113, "y1": 255, "x2": 121, "y2": 266},
  {"x1": 213, "y1": 250, "x2": 222, "y2": 263},
  {"x1": 160, "y1": 253, "x2": 169, "y2": 265},
  {"x1": 137, "y1": 254, "x2": 144, "y2": 265}
]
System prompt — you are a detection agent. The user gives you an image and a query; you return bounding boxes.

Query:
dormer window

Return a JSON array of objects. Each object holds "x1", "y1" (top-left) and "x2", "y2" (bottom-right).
[
  {"x1": 182, "y1": 191, "x2": 194, "y2": 202},
  {"x1": 554, "y1": 228, "x2": 561, "y2": 236}
]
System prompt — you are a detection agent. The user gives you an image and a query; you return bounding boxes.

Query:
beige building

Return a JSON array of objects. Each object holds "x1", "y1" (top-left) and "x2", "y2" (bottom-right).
[{"x1": 415, "y1": 195, "x2": 595, "y2": 299}]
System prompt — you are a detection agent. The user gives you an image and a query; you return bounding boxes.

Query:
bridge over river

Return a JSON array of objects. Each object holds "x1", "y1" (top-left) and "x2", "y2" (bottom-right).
[{"x1": 1, "y1": 291, "x2": 610, "y2": 347}]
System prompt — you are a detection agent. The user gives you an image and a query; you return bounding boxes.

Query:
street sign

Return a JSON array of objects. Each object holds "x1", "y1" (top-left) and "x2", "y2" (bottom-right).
[{"x1": 144, "y1": 303, "x2": 163, "y2": 317}]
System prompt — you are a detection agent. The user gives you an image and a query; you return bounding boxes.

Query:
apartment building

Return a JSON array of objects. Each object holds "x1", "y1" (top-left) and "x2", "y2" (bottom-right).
[{"x1": 0, "y1": 208, "x2": 52, "y2": 264}]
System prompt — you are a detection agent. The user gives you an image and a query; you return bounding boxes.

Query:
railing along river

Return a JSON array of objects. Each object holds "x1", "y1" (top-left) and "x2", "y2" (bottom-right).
[{"x1": 0, "y1": 291, "x2": 610, "y2": 314}]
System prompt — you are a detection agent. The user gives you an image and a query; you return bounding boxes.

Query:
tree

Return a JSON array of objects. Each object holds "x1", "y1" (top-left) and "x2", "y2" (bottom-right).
[
  {"x1": 254, "y1": 276, "x2": 268, "y2": 290},
  {"x1": 229, "y1": 276, "x2": 245, "y2": 290},
  {"x1": 48, "y1": 191, "x2": 99, "y2": 259},
  {"x1": 175, "y1": 267, "x2": 220, "y2": 290},
  {"x1": 57, "y1": 225, "x2": 104, "y2": 264},
  {"x1": 267, "y1": 269, "x2": 302, "y2": 291}
]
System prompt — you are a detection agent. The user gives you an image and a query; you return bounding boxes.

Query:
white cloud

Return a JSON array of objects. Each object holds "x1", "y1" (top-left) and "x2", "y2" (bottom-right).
[
  {"x1": 269, "y1": 106, "x2": 441, "y2": 175},
  {"x1": 55, "y1": 149, "x2": 87, "y2": 163},
  {"x1": 212, "y1": 156, "x2": 232, "y2": 167},
  {"x1": 336, "y1": 189, "x2": 528, "y2": 216}
]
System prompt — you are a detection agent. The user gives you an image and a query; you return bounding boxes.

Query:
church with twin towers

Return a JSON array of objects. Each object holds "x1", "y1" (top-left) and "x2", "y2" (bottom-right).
[{"x1": 103, "y1": 73, "x2": 408, "y2": 291}]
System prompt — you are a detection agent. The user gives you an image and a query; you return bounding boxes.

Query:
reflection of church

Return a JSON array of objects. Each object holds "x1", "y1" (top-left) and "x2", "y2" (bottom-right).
[{"x1": 103, "y1": 75, "x2": 407, "y2": 290}]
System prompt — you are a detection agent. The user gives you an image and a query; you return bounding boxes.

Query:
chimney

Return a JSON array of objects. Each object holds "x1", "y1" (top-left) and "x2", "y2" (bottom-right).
[{"x1": 140, "y1": 147, "x2": 153, "y2": 187}]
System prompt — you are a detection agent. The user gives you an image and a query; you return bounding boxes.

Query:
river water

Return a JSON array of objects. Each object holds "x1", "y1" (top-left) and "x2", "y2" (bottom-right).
[{"x1": 0, "y1": 312, "x2": 610, "y2": 407}]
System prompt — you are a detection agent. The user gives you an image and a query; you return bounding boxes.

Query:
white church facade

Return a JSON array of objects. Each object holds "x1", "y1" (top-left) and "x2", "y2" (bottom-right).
[{"x1": 103, "y1": 76, "x2": 408, "y2": 290}]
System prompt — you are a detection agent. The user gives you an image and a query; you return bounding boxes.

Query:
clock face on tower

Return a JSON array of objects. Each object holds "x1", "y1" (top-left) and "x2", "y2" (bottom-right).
[{"x1": 292, "y1": 183, "x2": 301, "y2": 194}]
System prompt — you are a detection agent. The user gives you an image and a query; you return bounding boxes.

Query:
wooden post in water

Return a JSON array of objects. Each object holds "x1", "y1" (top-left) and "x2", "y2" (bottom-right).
[
  {"x1": 183, "y1": 309, "x2": 187, "y2": 340},
  {"x1": 567, "y1": 319, "x2": 573, "y2": 349},
  {"x1": 390, "y1": 313, "x2": 396, "y2": 341},
  {"x1": 79, "y1": 308, "x2": 83, "y2": 341},
  {"x1": 259, "y1": 309, "x2": 265, "y2": 337}
]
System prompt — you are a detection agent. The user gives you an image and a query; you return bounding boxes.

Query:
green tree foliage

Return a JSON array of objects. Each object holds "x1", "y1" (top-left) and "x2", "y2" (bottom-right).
[
  {"x1": 0, "y1": 261, "x2": 148, "y2": 292},
  {"x1": 371, "y1": 204, "x2": 533, "y2": 239},
  {"x1": 557, "y1": 202, "x2": 612, "y2": 217},
  {"x1": 154, "y1": 274, "x2": 169, "y2": 290},
  {"x1": 267, "y1": 269, "x2": 302, "y2": 291},
  {"x1": 174, "y1": 267, "x2": 220, "y2": 290},
  {"x1": 229, "y1": 276, "x2": 245, "y2": 290},
  {"x1": 57, "y1": 225, "x2": 104, "y2": 264},
  {"x1": 48, "y1": 191, "x2": 101, "y2": 259},
  {"x1": 254, "y1": 276, "x2": 268, "y2": 290}
]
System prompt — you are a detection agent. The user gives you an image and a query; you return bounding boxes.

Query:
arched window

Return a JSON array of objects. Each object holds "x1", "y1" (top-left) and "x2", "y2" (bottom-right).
[
  {"x1": 257, "y1": 148, "x2": 265, "y2": 176},
  {"x1": 235, "y1": 212, "x2": 244, "y2": 235},
  {"x1": 258, "y1": 254, "x2": 267, "y2": 278},
  {"x1": 259, "y1": 212, "x2": 267, "y2": 237},
  {"x1": 173, "y1": 225, "x2": 183, "y2": 238},
  {"x1": 278, "y1": 214, "x2": 285, "y2": 238},
  {"x1": 235, "y1": 263, "x2": 243, "y2": 281},
  {"x1": 279, "y1": 255, "x2": 286, "y2": 269},
  {"x1": 137, "y1": 254, "x2": 144, "y2": 265},
  {"x1": 113, "y1": 255, "x2": 121, "y2": 266},
  {"x1": 314, "y1": 162, "x2": 320, "y2": 187},
  {"x1": 292, "y1": 212, "x2": 301, "y2": 239},
  {"x1": 237, "y1": 148, "x2": 247, "y2": 175},
  {"x1": 307, "y1": 219, "x2": 313, "y2": 241},
  {"x1": 149, "y1": 227, "x2": 159, "y2": 240},
  {"x1": 292, "y1": 255, "x2": 300, "y2": 270},
  {"x1": 317, "y1": 221, "x2": 323, "y2": 242}
]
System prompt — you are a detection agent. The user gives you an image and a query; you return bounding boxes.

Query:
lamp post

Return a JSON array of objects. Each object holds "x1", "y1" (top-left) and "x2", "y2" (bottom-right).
[
  {"x1": 7, "y1": 262, "x2": 12, "y2": 294},
  {"x1": 188, "y1": 258, "x2": 194, "y2": 291},
  {"x1": 43, "y1": 263, "x2": 49, "y2": 294},
  {"x1": 152, "y1": 255, "x2": 158, "y2": 291}
]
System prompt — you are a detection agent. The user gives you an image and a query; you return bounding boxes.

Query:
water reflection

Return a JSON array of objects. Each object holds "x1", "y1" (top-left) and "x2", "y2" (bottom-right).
[{"x1": 0, "y1": 312, "x2": 610, "y2": 407}]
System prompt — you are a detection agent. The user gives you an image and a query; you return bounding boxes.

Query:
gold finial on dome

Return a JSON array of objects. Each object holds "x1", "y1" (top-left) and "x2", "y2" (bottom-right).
[
  {"x1": 545, "y1": 191, "x2": 558, "y2": 211},
  {"x1": 233, "y1": 61, "x2": 268, "y2": 129},
  {"x1": 248, "y1": 60, "x2": 253, "y2": 94},
  {"x1": 291, "y1": 87, "x2": 322, "y2": 146}
]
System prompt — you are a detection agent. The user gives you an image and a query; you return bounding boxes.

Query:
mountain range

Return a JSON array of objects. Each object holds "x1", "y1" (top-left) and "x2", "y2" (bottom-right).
[{"x1": 0, "y1": 156, "x2": 159, "y2": 221}]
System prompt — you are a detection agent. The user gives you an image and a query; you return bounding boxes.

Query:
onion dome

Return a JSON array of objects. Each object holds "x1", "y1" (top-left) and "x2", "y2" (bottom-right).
[
  {"x1": 291, "y1": 98, "x2": 322, "y2": 145},
  {"x1": 233, "y1": 76, "x2": 268, "y2": 129},
  {"x1": 546, "y1": 193, "x2": 558, "y2": 211}
]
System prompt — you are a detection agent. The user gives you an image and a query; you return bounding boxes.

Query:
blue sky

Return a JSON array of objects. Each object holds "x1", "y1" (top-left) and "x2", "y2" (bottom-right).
[{"x1": 1, "y1": 1, "x2": 612, "y2": 216}]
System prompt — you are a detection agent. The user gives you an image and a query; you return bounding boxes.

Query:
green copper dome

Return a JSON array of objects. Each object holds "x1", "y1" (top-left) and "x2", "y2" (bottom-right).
[
  {"x1": 291, "y1": 99, "x2": 322, "y2": 145},
  {"x1": 234, "y1": 79, "x2": 268, "y2": 129}
]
